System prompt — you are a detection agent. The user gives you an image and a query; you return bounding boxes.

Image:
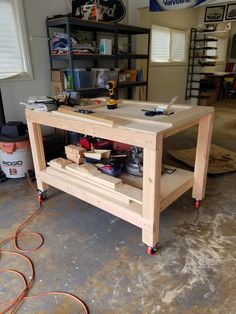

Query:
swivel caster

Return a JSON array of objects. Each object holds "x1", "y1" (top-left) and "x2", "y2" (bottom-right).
[
  {"x1": 37, "y1": 190, "x2": 48, "y2": 205},
  {"x1": 194, "y1": 199, "x2": 201, "y2": 209},
  {"x1": 147, "y1": 243, "x2": 159, "y2": 256}
]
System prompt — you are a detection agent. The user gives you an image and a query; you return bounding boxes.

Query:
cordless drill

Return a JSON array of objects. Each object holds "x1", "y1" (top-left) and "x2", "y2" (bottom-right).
[{"x1": 105, "y1": 80, "x2": 117, "y2": 110}]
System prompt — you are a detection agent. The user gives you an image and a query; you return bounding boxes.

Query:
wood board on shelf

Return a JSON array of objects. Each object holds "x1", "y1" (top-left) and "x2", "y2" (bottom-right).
[
  {"x1": 48, "y1": 159, "x2": 122, "y2": 189},
  {"x1": 47, "y1": 158, "x2": 143, "y2": 205}
]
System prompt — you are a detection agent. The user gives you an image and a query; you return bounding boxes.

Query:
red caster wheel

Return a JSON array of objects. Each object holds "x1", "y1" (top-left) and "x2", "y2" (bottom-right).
[
  {"x1": 194, "y1": 199, "x2": 201, "y2": 209},
  {"x1": 147, "y1": 244, "x2": 159, "y2": 256},
  {"x1": 37, "y1": 190, "x2": 47, "y2": 205}
]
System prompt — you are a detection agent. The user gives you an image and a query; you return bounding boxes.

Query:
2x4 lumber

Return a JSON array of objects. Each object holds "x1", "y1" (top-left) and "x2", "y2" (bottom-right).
[
  {"x1": 192, "y1": 112, "x2": 214, "y2": 200},
  {"x1": 47, "y1": 167, "x2": 131, "y2": 204},
  {"x1": 49, "y1": 158, "x2": 72, "y2": 168},
  {"x1": 57, "y1": 106, "x2": 126, "y2": 127},
  {"x1": 39, "y1": 169, "x2": 151, "y2": 231},
  {"x1": 142, "y1": 135, "x2": 163, "y2": 247},
  {"x1": 47, "y1": 163, "x2": 142, "y2": 204},
  {"x1": 27, "y1": 121, "x2": 48, "y2": 191},
  {"x1": 163, "y1": 106, "x2": 214, "y2": 137},
  {"x1": 25, "y1": 110, "x2": 158, "y2": 150},
  {"x1": 65, "y1": 163, "x2": 122, "y2": 189},
  {"x1": 65, "y1": 144, "x2": 85, "y2": 155}
]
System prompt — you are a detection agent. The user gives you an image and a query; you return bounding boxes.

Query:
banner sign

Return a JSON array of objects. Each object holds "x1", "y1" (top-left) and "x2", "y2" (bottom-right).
[
  {"x1": 150, "y1": 0, "x2": 213, "y2": 11},
  {"x1": 73, "y1": 0, "x2": 126, "y2": 22}
]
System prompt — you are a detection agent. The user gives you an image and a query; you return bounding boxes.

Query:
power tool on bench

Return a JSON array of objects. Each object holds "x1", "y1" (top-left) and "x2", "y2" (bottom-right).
[{"x1": 105, "y1": 80, "x2": 117, "y2": 110}]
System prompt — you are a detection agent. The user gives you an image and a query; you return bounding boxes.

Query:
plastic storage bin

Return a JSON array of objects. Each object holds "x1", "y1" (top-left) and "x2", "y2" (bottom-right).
[
  {"x1": 74, "y1": 68, "x2": 96, "y2": 89},
  {"x1": 64, "y1": 68, "x2": 97, "y2": 90},
  {"x1": 96, "y1": 68, "x2": 119, "y2": 88}
]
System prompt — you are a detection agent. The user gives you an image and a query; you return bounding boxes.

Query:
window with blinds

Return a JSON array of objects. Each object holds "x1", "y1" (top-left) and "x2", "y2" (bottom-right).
[
  {"x1": 151, "y1": 25, "x2": 186, "y2": 63},
  {"x1": 0, "y1": 0, "x2": 32, "y2": 80}
]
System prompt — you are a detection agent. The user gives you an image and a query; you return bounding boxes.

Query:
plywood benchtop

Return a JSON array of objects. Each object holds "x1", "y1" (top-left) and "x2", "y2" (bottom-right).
[{"x1": 25, "y1": 99, "x2": 214, "y2": 150}]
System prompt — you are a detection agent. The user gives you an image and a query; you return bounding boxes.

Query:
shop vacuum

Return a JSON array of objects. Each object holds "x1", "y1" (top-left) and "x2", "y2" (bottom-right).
[{"x1": 0, "y1": 90, "x2": 34, "y2": 181}]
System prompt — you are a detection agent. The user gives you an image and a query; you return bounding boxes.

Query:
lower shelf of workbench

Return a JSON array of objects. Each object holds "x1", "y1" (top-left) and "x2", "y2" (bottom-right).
[
  {"x1": 121, "y1": 167, "x2": 194, "y2": 212},
  {"x1": 38, "y1": 166, "x2": 193, "y2": 230}
]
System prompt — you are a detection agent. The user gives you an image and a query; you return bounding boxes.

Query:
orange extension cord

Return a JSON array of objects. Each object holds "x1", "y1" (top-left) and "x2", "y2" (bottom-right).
[{"x1": 0, "y1": 175, "x2": 89, "y2": 313}]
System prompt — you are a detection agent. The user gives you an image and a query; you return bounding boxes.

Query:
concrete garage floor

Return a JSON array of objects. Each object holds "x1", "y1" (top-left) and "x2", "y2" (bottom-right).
[{"x1": 0, "y1": 100, "x2": 236, "y2": 313}]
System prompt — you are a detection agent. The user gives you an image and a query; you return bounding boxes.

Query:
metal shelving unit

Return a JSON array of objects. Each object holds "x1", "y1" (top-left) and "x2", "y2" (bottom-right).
[
  {"x1": 185, "y1": 28, "x2": 218, "y2": 101},
  {"x1": 46, "y1": 16, "x2": 150, "y2": 99}
]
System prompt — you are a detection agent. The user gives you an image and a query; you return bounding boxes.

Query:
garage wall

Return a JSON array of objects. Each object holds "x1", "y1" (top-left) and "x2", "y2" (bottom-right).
[
  {"x1": 0, "y1": 0, "x2": 131, "y2": 122},
  {"x1": 128, "y1": 0, "x2": 149, "y2": 26},
  {"x1": 138, "y1": 7, "x2": 201, "y2": 103}
]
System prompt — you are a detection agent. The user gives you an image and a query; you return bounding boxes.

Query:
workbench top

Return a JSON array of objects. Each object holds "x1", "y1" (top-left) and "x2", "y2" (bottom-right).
[{"x1": 25, "y1": 98, "x2": 214, "y2": 150}]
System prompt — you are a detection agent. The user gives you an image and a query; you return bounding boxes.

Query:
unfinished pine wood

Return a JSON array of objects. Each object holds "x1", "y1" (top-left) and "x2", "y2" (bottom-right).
[
  {"x1": 192, "y1": 112, "x2": 214, "y2": 200},
  {"x1": 47, "y1": 165, "x2": 142, "y2": 204},
  {"x1": 38, "y1": 169, "x2": 151, "y2": 231},
  {"x1": 66, "y1": 155, "x2": 84, "y2": 165},
  {"x1": 160, "y1": 169, "x2": 194, "y2": 211},
  {"x1": 65, "y1": 163, "x2": 122, "y2": 189},
  {"x1": 49, "y1": 158, "x2": 72, "y2": 168},
  {"x1": 121, "y1": 167, "x2": 194, "y2": 211},
  {"x1": 57, "y1": 106, "x2": 126, "y2": 127},
  {"x1": 27, "y1": 121, "x2": 48, "y2": 191},
  {"x1": 142, "y1": 135, "x2": 163, "y2": 247},
  {"x1": 65, "y1": 144, "x2": 85, "y2": 156},
  {"x1": 77, "y1": 163, "x2": 100, "y2": 175},
  {"x1": 25, "y1": 99, "x2": 214, "y2": 249},
  {"x1": 47, "y1": 167, "x2": 130, "y2": 204},
  {"x1": 84, "y1": 98, "x2": 213, "y2": 128},
  {"x1": 84, "y1": 149, "x2": 111, "y2": 160},
  {"x1": 26, "y1": 110, "x2": 162, "y2": 150}
]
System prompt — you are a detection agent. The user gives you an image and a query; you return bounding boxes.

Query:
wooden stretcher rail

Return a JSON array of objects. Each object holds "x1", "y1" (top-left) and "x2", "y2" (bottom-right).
[{"x1": 38, "y1": 169, "x2": 152, "y2": 232}]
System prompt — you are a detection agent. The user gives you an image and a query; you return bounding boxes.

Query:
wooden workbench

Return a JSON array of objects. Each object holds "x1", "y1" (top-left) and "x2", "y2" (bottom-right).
[{"x1": 25, "y1": 98, "x2": 214, "y2": 254}]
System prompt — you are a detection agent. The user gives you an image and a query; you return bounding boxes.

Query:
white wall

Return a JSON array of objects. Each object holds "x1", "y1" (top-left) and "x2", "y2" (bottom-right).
[
  {"x1": 138, "y1": 7, "x2": 201, "y2": 103},
  {"x1": 128, "y1": 0, "x2": 149, "y2": 26}
]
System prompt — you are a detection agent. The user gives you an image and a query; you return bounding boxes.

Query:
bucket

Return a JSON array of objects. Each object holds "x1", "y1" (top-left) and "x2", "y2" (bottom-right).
[{"x1": 0, "y1": 140, "x2": 33, "y2": 178}]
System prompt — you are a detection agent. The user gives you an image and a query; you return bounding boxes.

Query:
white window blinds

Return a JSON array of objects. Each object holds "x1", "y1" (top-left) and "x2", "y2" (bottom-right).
[
  {"x1": 171, "y1": 30, "x2": 186, "y2": 61},
  {"x1": 0, "y1": 0, "x2": 31, "y2": 80},
  {"x1": 151, "y1": 25, "x2": 186, "y2": 63},
  {"x1": 151, "y1": 25, "x2": 170, "y2": 62}
]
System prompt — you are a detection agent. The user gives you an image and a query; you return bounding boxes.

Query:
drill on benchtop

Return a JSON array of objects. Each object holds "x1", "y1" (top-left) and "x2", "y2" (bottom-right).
[{"x1": 105, "y1": 80, "x2": 117, "y2": 110}]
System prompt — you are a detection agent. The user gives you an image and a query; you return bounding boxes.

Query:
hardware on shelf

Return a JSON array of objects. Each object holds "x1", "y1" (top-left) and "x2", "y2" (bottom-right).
[{"x1": 46, "y1": 16, "x2": 150, "y2": 100}]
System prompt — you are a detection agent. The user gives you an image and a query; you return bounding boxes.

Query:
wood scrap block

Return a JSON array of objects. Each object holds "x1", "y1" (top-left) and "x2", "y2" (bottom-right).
[
  {"x1": 77, "y1": 163, "x2": 100, "y2": 175},
  {"x1": 84, "y1": 149, "x2": 110, "y2": 160},
  {"x1": 65, "y1": 144, "x2": 85, "y2": 157},
  {"x1": 48, "y1": 158, "x2": 72, "y2": 168},
  {"x1": 65, "y1": 163, "x2": 122, "y2": 189},
  {"x1": 66, "y1": 155, "x2": 84, "y2": 165}
]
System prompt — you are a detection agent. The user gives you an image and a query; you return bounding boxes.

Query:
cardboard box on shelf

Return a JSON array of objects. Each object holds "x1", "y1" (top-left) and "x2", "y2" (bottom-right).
[
  {"x1": 119, "y1": 72, "x2": 126, "y2": 83},
  {"x1": 51, "y1": 70, "x2": 64, "y2": 83},
  {"x1": 125, "y1": 70, "x2": 137, "y2": 82},
  {"x1": 198, "y1": 89, "x2": 218, "y2": 106},
  {"x1": 51, "y1": 81, "x2": 64, "y2": 96}
]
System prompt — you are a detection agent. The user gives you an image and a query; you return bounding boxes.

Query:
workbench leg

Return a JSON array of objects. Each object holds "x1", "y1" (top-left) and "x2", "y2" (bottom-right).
[
  {"x1": 27, "y1": 121, "x2": 48, "y2": 192},
  {"x1": 142, "y1": 136, "x2": 163, "y2": 250},
  {"x1": 192, "y1": 112, "x2": 214, "y2": 202}
]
